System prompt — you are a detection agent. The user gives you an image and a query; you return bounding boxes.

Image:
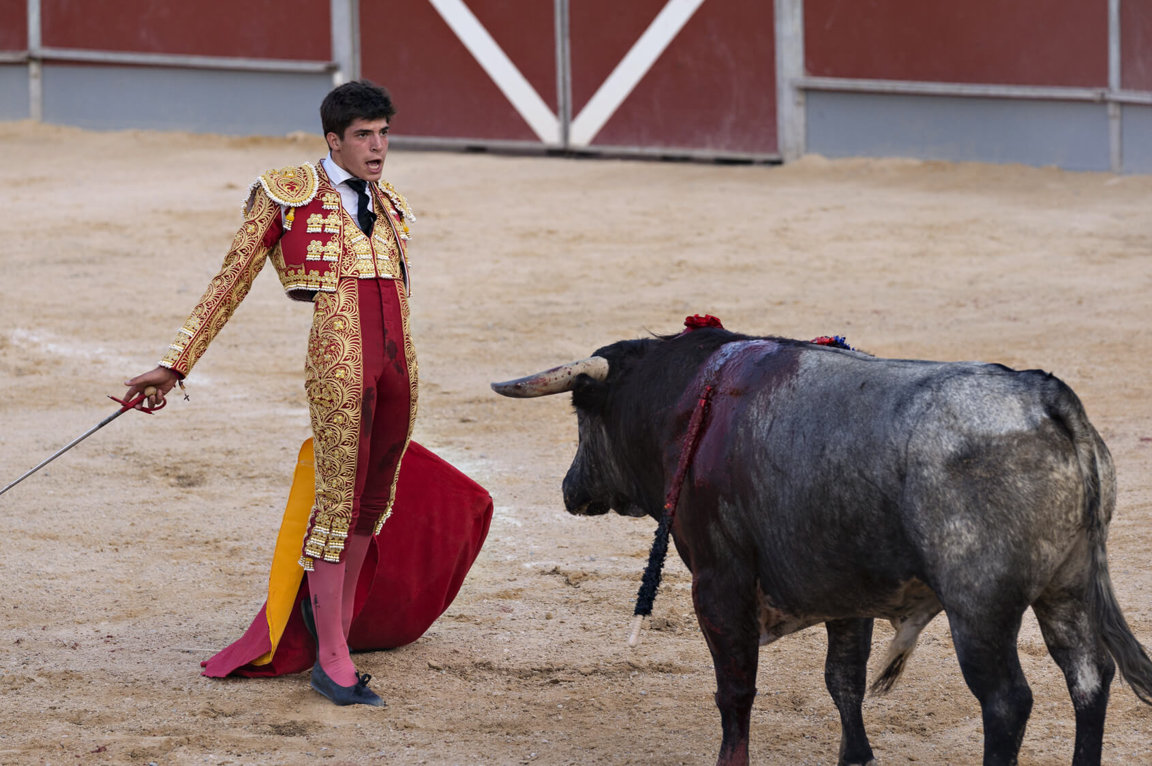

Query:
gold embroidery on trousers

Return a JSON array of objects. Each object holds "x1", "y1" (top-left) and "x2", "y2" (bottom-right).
[{"x1": 300, "y1": 279, "x2": 363, "y2": 570}]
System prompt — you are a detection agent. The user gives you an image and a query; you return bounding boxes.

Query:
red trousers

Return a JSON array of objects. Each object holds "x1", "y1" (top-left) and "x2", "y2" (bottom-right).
[{"x1": 350, "y1": 278, "x2": 413, "y2": 533}]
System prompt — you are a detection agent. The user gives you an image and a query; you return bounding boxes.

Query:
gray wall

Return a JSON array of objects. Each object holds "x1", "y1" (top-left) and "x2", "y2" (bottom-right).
[
  {"x1": 0, "y1": 66, "x2": 29, "y2": 120},
  {"x1": 40, "y1": 65, "x2": 333, "y2": 136},
  {"x1": 806, "y1": 91, "x2": 1115, "y2": 172},
  {"x1": 1121, "y1": 106, "x2": 1152, "y2": 174}
]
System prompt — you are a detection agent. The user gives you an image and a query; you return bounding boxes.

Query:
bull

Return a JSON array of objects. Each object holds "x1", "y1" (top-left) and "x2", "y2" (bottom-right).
[{"x1": 491, "y1": 322, "x2": 1152, "y2": 766}]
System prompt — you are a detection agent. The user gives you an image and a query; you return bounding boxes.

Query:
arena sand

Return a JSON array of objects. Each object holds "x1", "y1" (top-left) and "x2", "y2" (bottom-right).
[{"x1": 1, "y1": 121, "x2": 1150, "y2": 764}]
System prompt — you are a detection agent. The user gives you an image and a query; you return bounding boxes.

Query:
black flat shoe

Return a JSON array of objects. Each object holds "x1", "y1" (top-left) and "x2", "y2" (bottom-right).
[
  {"x1": 300, "y1": 598, "x2": 317, "y2": 643},
  {"x1": 310, "y1": 661, "x2": 385, "y2": 707}
]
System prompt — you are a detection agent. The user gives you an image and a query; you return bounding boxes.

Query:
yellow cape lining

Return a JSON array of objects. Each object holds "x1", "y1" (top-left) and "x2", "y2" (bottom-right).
[{"x1": 251, "y1": 438, "x2": 316, "y2": 666}]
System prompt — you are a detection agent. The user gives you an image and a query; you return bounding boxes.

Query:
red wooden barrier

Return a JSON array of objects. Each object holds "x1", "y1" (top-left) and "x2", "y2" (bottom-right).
[
  {"x1": 804, "y1": 0, "x2": 1108, "y2": 87},
  {"x1": 568, "y1": 0, "x2": 777, "y2": 156},
  {"x1": 1123, "y1": 1, "x2": 1152, "y2": 91},
  {"x1": 40, "y1": 0, "x2": 329, "y2": 60},
  {"x1": 361, "y1": 0, "x2": 560, "y2": 145},
  {"x1": 0, "y1": 0, "x2": 26, "y2": 51}
]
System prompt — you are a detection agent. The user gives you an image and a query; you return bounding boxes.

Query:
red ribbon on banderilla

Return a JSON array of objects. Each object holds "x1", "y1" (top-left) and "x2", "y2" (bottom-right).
[{"x1": 629, "y1": 382, "x2": 715, "y2": 647}]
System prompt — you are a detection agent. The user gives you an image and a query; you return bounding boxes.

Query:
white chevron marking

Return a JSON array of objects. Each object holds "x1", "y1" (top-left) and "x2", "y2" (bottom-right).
[
  {"x1": 428, "y1": 0, "x2": 562, "y2": 143},
  {"x1": 430, "y1": 0, "x2": 705, "y2": 147},
  {"x1": 568, "y1": 0, "x2": 707, "y2": 146}
]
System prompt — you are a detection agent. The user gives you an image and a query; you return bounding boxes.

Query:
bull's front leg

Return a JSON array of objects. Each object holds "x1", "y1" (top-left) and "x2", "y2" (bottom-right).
[
  {"x1": 825, "y1": 618, "x2": 877, "y2": 766},
  {"x1": 692, "y1": 567, "x2": 760, "y2": 766}
]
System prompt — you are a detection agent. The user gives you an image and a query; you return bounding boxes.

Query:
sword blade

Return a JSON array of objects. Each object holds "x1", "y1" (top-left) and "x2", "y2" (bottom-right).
[
  {"x1": 0, "y1": 387, "x2": 159, "y2": 498},
  {"x1": 0, "y1": 407, "x2": 128, "y2": 497}
]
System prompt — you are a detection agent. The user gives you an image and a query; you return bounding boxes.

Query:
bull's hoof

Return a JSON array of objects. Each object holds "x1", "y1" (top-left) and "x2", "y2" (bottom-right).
[{"x1": 839, "y1": 749, "x2": 878, "y2": 766}]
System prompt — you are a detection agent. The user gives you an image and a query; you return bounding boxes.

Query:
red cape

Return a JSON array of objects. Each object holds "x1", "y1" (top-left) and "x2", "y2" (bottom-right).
[{"x1": 201, "y1": 439, "x2": 493, "y2": 677}]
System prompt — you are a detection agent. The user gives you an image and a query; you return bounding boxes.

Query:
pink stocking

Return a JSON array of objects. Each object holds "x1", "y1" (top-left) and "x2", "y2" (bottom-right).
[
  {"x1": 306, "y1": 561, "x2": 358, "y2": 686},
  {"x1": 340, "y1": 531, "x2": 373, "y2": 637}
]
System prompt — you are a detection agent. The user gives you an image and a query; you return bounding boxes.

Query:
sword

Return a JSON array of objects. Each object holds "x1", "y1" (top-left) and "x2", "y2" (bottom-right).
[{"x1": 0, "y1": 387, "x2": 164, "y2": 497}]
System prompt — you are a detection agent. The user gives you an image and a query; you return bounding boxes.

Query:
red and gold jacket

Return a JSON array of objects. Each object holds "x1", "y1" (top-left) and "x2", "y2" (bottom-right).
[{"x1": 158, "y1": 161, "x2": 414, "y2": 376}]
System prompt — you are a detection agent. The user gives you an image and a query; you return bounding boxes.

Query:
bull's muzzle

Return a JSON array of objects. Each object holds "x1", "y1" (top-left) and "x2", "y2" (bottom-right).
[
  {"x1": 490, "y1": 356, "x2": 609, "y2": 398},
  {"x1": 561, "y1": 473, "x2": 610, "y2": 516}
]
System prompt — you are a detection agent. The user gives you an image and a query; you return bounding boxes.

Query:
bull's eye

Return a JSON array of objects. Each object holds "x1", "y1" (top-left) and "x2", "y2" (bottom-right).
[{"x1": 571, "y1": 378, "x2": 609, "y2": 413}]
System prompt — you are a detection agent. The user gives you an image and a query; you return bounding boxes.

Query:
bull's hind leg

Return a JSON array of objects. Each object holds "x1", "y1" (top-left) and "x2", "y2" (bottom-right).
[
  {"x1": 946, "y1": 608, "x2": 1033, "y2": 765},
  {"x1": 825, "y1": 618, "x2": 877, "y2": 766},
  {"x1": 692, "y1": 568, "x2": 759, "y2": 766},
  {"x1": 1032, "y1": 590, "x2": 1115, "y2": 766}
]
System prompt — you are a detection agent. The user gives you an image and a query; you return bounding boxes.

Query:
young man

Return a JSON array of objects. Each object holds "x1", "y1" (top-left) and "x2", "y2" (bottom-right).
[{"x1": 125, "y1": 80, "x2": 418, "y2": 706}]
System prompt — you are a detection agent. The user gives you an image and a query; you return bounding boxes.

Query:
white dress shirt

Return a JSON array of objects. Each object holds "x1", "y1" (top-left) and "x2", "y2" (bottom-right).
[{"x1": 321, "y1": 154, "x2": 371, "y2": 224}]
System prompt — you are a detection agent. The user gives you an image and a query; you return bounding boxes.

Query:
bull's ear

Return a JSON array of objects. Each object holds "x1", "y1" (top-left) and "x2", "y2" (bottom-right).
[{"x1": 571, "y1": 373, "x2": 609, "y2": 413}]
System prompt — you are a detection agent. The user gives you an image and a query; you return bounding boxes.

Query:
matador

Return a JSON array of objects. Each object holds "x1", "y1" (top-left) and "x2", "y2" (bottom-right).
[{"x1": 126, "y1": 80, "x2": 422, "y2": 706}]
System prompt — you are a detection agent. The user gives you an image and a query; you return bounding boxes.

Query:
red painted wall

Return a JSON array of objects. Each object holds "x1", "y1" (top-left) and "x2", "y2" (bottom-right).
[
  {"x1": 570, "y1": 0, "x2": 777, "y2": 155},
  {"x1": 0, "y1": 0, "x2": 26, "y2": 51},
  {"x1": 360, "y1": 0, "x2": 556, "y2": 142},
  {"x1": 805, "y1": 0, "x2": 1108, "y2": 88},
  {"x1": 1123, "y1": 0, "x2": 1152, "y2": 91},
  {"x1": 41, "y1": 0, "x2": 330, "y2": 60}
]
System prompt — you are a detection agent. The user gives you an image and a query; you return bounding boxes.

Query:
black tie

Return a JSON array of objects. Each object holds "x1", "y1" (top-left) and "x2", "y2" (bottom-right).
[{"x1": 345, "y1": 178, "x2": 376, "y2": 236}]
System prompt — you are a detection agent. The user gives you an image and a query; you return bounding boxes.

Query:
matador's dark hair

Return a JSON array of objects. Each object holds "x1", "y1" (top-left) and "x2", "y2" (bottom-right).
[{"x1": 320, "y1": 80, "x2": 396, "y2": 138}]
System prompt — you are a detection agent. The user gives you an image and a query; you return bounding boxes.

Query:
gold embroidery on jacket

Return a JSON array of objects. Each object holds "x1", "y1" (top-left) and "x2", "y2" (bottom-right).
[
  {"x1": 159, "y1": 191, "x2": 279, "y2": 376},
  {"x1": 157, "y1": 163, "x2": 419, "y2": 562},
  {"x1": 266, "y1": 166, "x2": 410, "y2": 299},
  {"x1": 306, "y1": 238, "x2": 340, "y2": 262},
  {"x1": 255, "y1": 163, "x2": 319, "y2": 207},
  {"x1": 270, "y1": 243, "x2": 340, "y2": 299},
  {"x1": 377, "y1": 180, "x2": 415, "y2": 241}
]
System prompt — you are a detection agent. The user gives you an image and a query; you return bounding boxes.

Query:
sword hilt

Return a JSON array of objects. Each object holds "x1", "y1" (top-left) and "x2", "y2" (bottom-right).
[{"x1": 109, "y1": 386, "x2": 165, "y2": 414}]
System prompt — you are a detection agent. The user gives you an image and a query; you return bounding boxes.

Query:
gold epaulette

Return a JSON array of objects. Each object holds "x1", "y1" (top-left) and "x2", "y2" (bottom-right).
[
  {"x1": 377, "y1": 180, "x2": 416, "y2": 224},
  {"x1": 250, "y1": 162, "x2": 320, "y2": 208}
]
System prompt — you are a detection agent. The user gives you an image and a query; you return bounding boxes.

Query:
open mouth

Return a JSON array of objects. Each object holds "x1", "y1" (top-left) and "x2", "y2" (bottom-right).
[{"x1": 567, "y1": 499, "x2": 610, "y2": 516}]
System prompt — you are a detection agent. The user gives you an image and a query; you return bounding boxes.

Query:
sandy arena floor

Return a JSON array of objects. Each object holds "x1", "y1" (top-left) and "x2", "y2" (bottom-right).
[{"x1": 1, "y1": 121, "x2": 1150, "y2": 764}]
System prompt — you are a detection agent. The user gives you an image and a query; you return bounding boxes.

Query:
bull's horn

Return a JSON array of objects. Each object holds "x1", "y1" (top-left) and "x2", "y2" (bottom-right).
[{"x1": 490, "y1": 356, "x2": 609, "y2": 398}]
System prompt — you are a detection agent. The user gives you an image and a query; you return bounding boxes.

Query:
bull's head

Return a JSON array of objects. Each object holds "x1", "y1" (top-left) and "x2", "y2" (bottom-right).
[{"x1": 491, "y1": 350, "x2": 653, "y2": 518}]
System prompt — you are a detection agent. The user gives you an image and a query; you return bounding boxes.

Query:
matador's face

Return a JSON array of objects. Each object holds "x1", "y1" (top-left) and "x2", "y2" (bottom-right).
[{"x1": 327, "y1": 117, "x2": 390, "y2": 182}]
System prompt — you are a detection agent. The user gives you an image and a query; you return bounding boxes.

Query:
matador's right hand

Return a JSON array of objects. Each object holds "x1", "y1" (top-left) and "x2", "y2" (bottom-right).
[{"x1": 123, "y1": 366, "x2": 181, "y2": 409}]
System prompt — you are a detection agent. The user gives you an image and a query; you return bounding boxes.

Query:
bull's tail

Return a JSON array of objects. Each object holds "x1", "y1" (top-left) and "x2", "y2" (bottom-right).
[
  {"x1": 870, "y1": 612, "x2": 938, "y2": 695},
  {"x1": 1048, "y1": 376, "x2": 1152, "y2": 705},
  {"x1": 1092, "y1": 562, "x2": 1152, "y2": 704}
]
